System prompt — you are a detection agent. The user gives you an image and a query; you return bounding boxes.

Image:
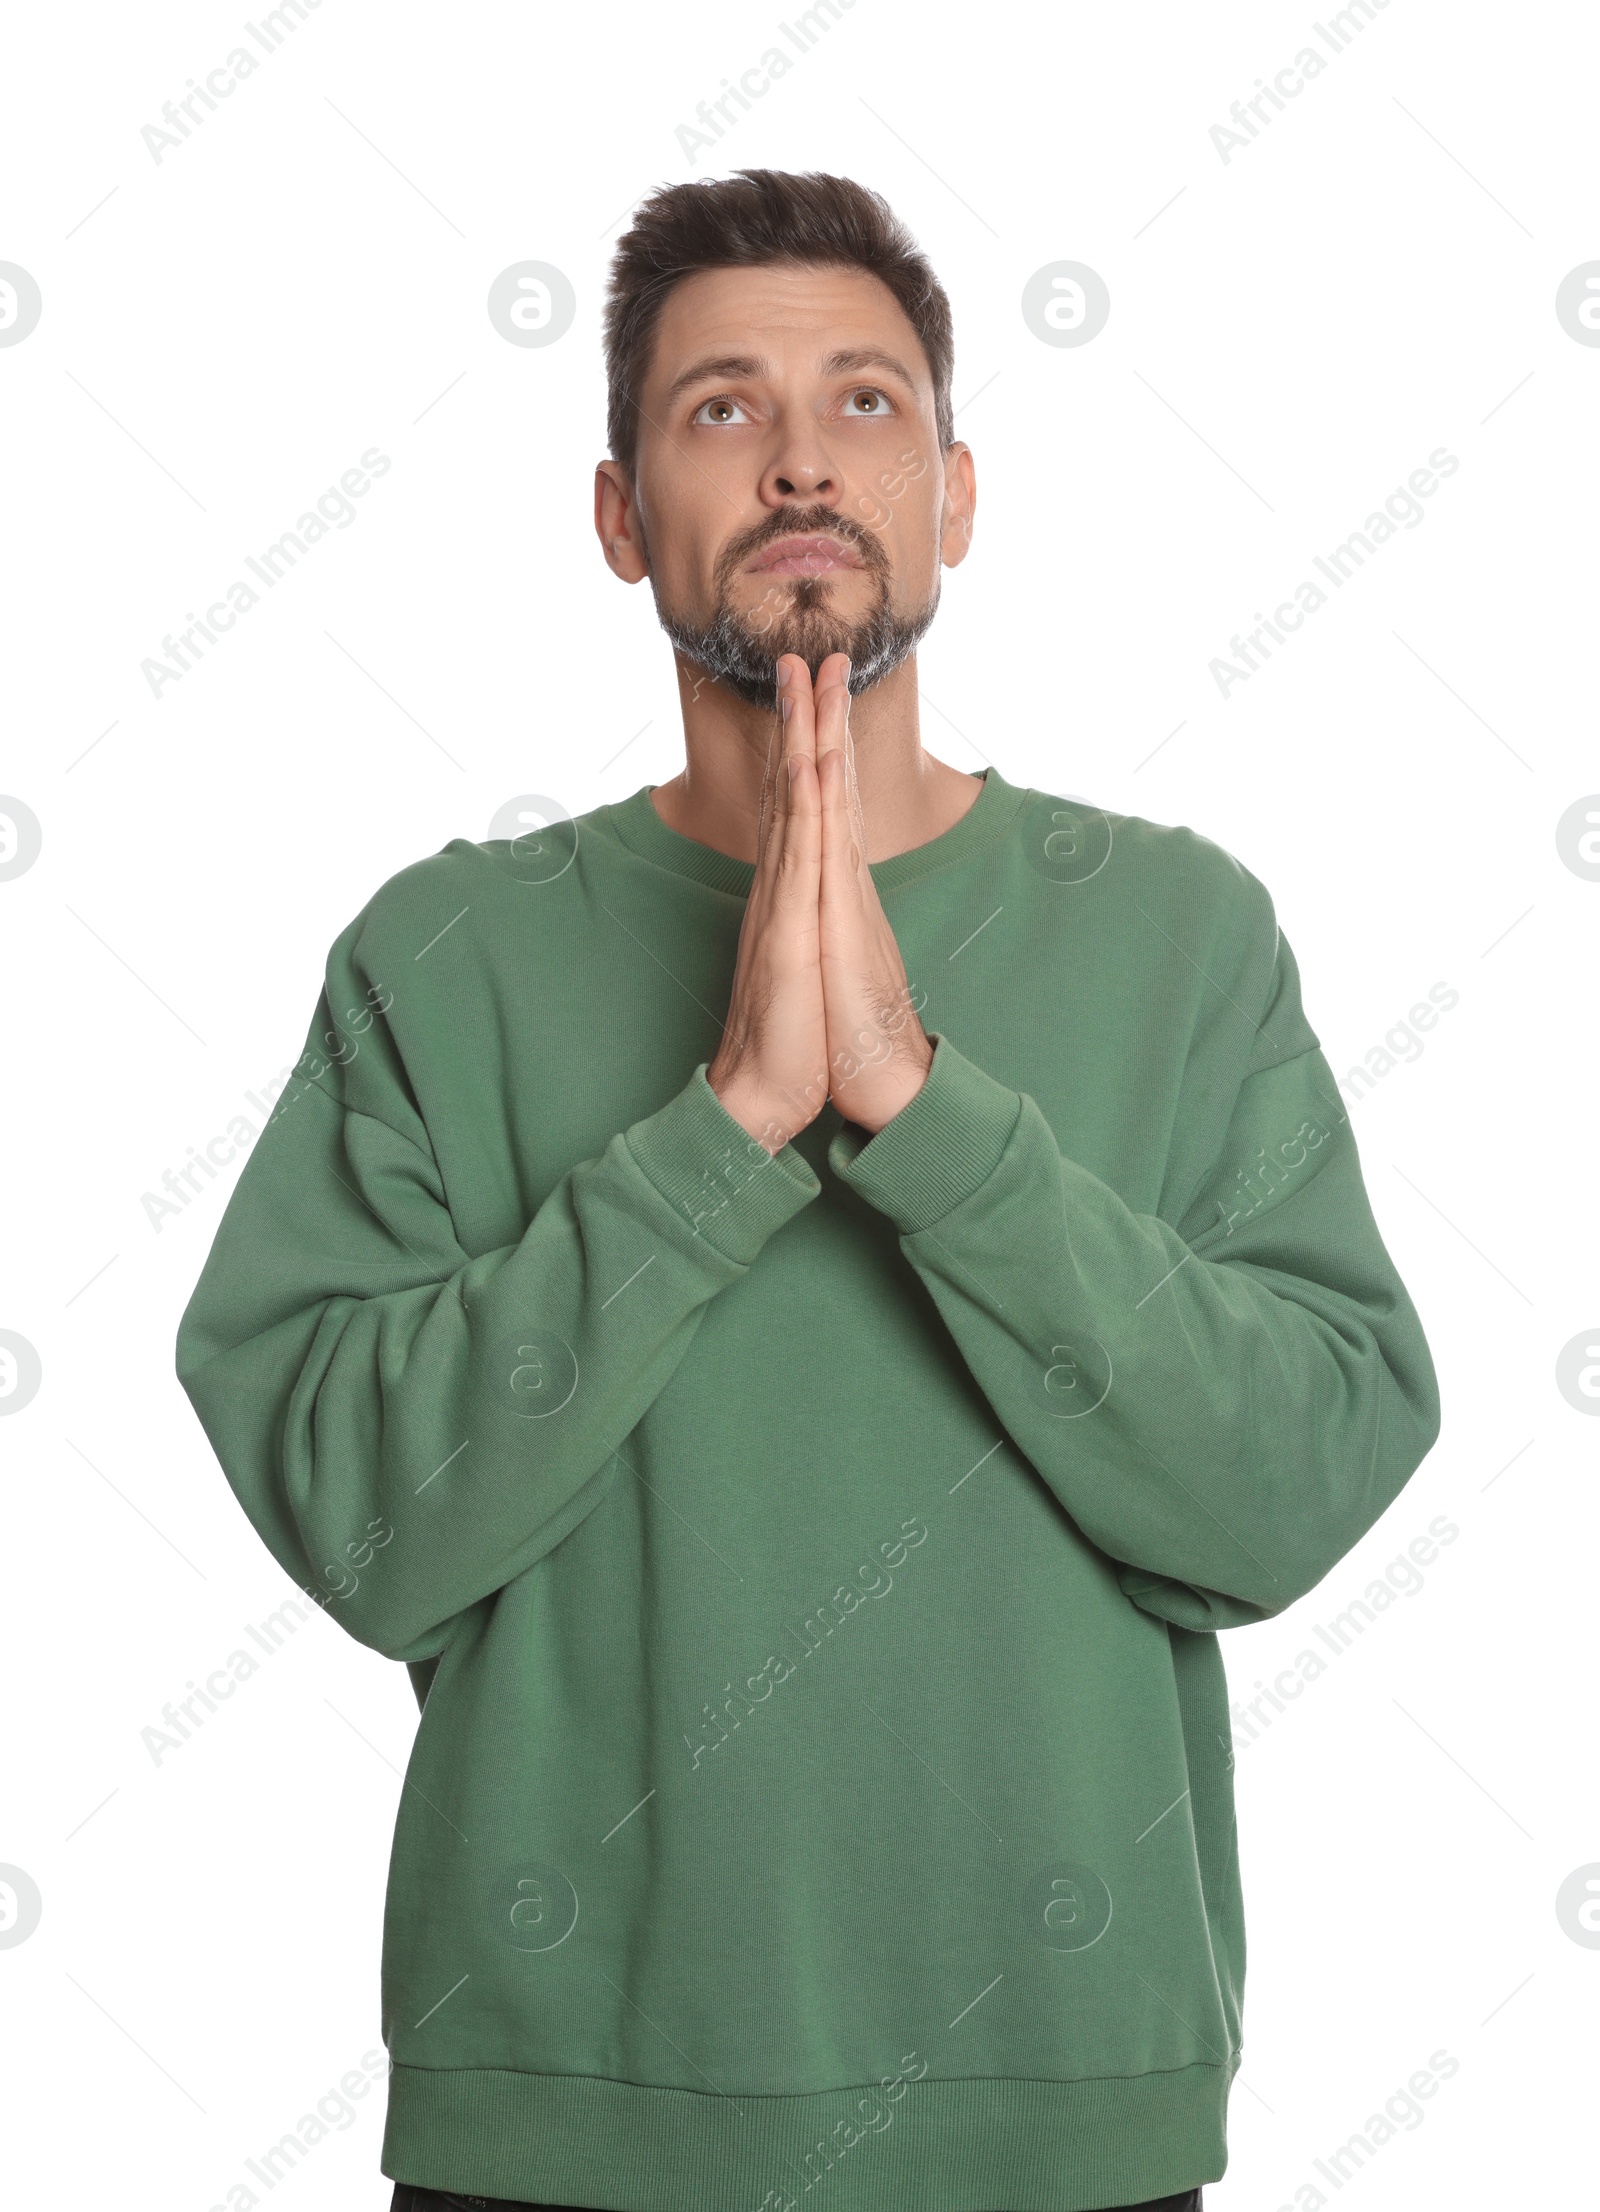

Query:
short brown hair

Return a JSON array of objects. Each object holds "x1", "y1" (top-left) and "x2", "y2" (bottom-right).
[{"x1": 602, "y1": 168, "x2": 955, "y2": 480}]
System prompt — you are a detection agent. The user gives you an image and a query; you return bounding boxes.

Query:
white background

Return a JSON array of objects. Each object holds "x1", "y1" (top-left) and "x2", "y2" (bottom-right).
[{"x1": 2, "y1": 1, "x2": 1595, "y2": 2205}]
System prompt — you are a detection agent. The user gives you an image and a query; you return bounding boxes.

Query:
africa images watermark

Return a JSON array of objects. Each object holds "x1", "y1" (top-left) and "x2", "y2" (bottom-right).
[
  {"x1": 1335, "y1": 981, "x2": 1460, "y2": 1103},
  {"x1": 140, "y1": 1594, "x2": 323, "y2": 1766},
  {"x1": 683, "y1": 1514, "x2": 930, "y2": 1770},
  {"x1": 1205, "y1": 981, "x2": 1458, "y2": 1243},
  {"x1": 140, "y1": 0, "x2": 328, "y2": 164},
  {"x1": 203, "y1": 2046, "x2": 389, "y2": 2212},
  {"x1": 675, "y1": 0, "x2": 858, "y2": 162},
  {"x1": 1231, "y1": 1510, "x2": 1460, "y2": 1755},
  {"x1": 141, "y1": 1546, "x2": 395, "y2": 1766},
  {"x1": 140, "y1": 446, "x2": 391, "y2": 700},
  {"x1": 1271, "y1": 2046, "x2": 1459, "y2": 2211},
  {"x1": 1209, "y1": 0, "x2": 1396, "y2": 166},
  {"x1": 141, "y1": 1064, "x2": 295, "y2": 1231},
  {"x1": 1210, "y1": 445, "x2": 1459, "y2": 699},
  {"x1": 143, "y1": 981, "x2": 395, "y2": 1230},
  {"x1": 752, "y1": 2049, "x2": 928, "y2": 2209}
]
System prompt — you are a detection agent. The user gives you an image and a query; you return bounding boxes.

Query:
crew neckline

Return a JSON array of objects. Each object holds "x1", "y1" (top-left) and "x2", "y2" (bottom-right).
[{"x1": 607, "y1": 763, "x2": 1027, "y2": 897}]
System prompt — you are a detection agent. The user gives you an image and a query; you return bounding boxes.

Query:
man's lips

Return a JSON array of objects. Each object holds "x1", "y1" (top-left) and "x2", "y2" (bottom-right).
[{"x1": 745, "y1": 532, "x2": 865, "y2": 577}]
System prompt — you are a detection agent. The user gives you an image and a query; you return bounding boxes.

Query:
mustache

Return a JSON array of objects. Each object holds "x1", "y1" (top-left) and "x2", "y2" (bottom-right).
[{"x1": 713, "y1": 503, "x2": 890, "y2": 592}]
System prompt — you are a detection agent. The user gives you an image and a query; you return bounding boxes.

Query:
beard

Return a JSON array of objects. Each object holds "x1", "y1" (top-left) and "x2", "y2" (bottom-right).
[{"x1": 649, "y1": 502, "x2": 940, "y2": 710}]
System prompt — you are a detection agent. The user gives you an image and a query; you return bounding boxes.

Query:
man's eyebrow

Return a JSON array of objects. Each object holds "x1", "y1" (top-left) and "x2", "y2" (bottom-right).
[
  {"x1": 662, "y1": 354, "x2": 766, "y2": 407},
  {"x1": 817, "y1": 346, "x2": 920, "y2": 388},
  {"x1": 661, "y1": 345, "x2": 922, "y2": 408}
]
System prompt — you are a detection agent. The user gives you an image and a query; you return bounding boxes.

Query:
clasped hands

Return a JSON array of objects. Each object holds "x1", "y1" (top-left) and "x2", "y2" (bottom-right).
[{"x1": 707, "y1": 652, "x2": 934, "y2": 1156}]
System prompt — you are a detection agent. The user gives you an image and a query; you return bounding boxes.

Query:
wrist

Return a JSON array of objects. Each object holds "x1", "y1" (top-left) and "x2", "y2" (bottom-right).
[
  {"x1": 839, "y1": 1039, "x2": 934, "y2": 1136},
  {"x1": 707, "y1": 1067, "x2": 815, "y2": 1155}
]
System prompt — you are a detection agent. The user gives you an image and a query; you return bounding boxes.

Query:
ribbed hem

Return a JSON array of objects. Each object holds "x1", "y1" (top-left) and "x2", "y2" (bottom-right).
[
  {"x1": 381, "y1": 2060, "x2": 1232, "y2": 2211},
  {"x1": 827, "y1": 1033, "x2": 1022, "y2": 1235},
  {"x1": 624, "y1": 1064, "x2": 820, "y2": 1266}
]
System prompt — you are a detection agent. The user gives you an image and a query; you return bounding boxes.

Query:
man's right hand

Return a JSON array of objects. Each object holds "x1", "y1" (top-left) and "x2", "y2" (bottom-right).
[{"x1": 706, "y1": 654, "x2": 831, "y2": 1155}]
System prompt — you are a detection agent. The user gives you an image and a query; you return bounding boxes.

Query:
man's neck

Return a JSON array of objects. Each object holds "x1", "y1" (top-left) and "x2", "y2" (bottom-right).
[{"x1": 647, "y1": 652, "x2": 983, "y2": 866}]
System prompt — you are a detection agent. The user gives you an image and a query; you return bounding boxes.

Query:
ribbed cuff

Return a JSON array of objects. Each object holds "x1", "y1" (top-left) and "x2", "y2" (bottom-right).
[
  {"x1": 625, "y1": 1063, "x2": 821, "y2": 1266},
  {"x1": 827, "y1": 1033, "x2": 1022, "y2": 1234}
]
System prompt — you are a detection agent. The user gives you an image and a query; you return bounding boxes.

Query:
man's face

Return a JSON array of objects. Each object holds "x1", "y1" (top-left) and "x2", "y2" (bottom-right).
[{"x1": 611, "y1": 262, "x2": 971, "y2": 707}]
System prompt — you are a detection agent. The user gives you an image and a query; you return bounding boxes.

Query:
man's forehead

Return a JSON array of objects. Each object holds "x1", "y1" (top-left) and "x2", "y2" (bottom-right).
[{"x1": 648, "y1": 263, "x2": 930, "y2": 384}]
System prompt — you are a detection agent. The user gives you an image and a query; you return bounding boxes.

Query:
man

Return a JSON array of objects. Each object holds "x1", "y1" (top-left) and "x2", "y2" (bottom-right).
[{"x1": 176, "y1": 169, "x2": 1440, "y2": 2212}]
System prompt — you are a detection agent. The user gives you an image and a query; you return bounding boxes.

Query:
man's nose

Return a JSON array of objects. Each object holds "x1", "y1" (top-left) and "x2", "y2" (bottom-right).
[{"x1": 759, "y1": 422, "x2": 840, "y2": 507}]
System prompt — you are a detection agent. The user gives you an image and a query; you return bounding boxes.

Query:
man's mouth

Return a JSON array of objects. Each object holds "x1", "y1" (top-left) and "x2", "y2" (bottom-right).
[{"x1": 746, "y1": 532, "x2": 865, "y2": 577}]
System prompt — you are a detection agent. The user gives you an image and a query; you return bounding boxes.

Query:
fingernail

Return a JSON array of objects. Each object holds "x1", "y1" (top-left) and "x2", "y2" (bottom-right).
[{"x1": 781, "y1": 694, "x2": 792, "y2": 723}]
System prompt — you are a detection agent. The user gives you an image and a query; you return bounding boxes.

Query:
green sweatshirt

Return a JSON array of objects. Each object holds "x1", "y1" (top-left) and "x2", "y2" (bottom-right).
[{"x1": 175, "y1": 764, "x2": 1439, "y2": 2212}]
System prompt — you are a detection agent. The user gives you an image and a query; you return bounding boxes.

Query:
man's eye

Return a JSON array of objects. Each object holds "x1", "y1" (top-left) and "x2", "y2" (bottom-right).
[
  {"x1": 691, "y1": 396, "x2": 751, "y2": 425},
  {"x1": 846, "y1": 387, "x2": 895, "y2": 415}
]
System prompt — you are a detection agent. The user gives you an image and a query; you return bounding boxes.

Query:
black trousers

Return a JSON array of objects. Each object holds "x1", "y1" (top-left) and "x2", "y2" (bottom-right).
[{"x1": 390, "y1": 2189, "x2": 1202, "y2": 2211}]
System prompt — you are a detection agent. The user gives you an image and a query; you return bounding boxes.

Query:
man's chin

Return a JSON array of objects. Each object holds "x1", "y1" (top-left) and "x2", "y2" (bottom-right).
[{"x1": 656, "y1": 596, "x2": 939, "y2": 710}]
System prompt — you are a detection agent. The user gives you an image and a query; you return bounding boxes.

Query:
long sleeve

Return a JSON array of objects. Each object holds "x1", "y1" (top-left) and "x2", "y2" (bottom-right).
[
  {"x1": 176, "y1": 933, "x2": 820, "y2": 1666},
  {"x1": 827, "y1": 904, "x2": 1440, "y2": 1633}
]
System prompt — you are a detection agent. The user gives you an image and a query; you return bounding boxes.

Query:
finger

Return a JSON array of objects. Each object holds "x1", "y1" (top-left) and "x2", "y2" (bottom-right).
[
  {"x1": 813, "y1": 652, "x2": 851, "y2": 777},
  {"x1": 816, "y1": 655, "x2": 869, "y2": 868},
  {"x1": 819, "y1": 768, "x2": 869, "y2": 1052},
  {"x1": 778, "y1": 652, "x2": 818, "y2": 768},
  {"x1": 841, "y1": 705, "x2": 871, "y2": 876},
  {"x1": 758, "y1": 690, "x2": 790, "y2": 868},
  {"x1": 754, "y1": 673, "x2": 790, "y2": 873},
  {"x1": 757, "y1": 650, "x2": 811, "y2": 872},
  {"x1": 836, "y1": 666, "x2": 871, "y2": 867},
  {"x1": 755, "y1": 655, "x2": 805, "y2": 886},
  {"x1": 777, "y1": 741, "x2": 822, "y2": 908},
  {"x1": 774, "y1": 650, "x2": 818, "y2": 893}
]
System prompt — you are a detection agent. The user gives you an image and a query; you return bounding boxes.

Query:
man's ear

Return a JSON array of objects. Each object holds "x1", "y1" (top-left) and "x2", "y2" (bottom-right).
[
  {"x1": 594, "y1": 461, "x2": 648, "y2": 582},
  {"x1": 939, "y1": 442, "x2": 977, "y2": 570}
]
